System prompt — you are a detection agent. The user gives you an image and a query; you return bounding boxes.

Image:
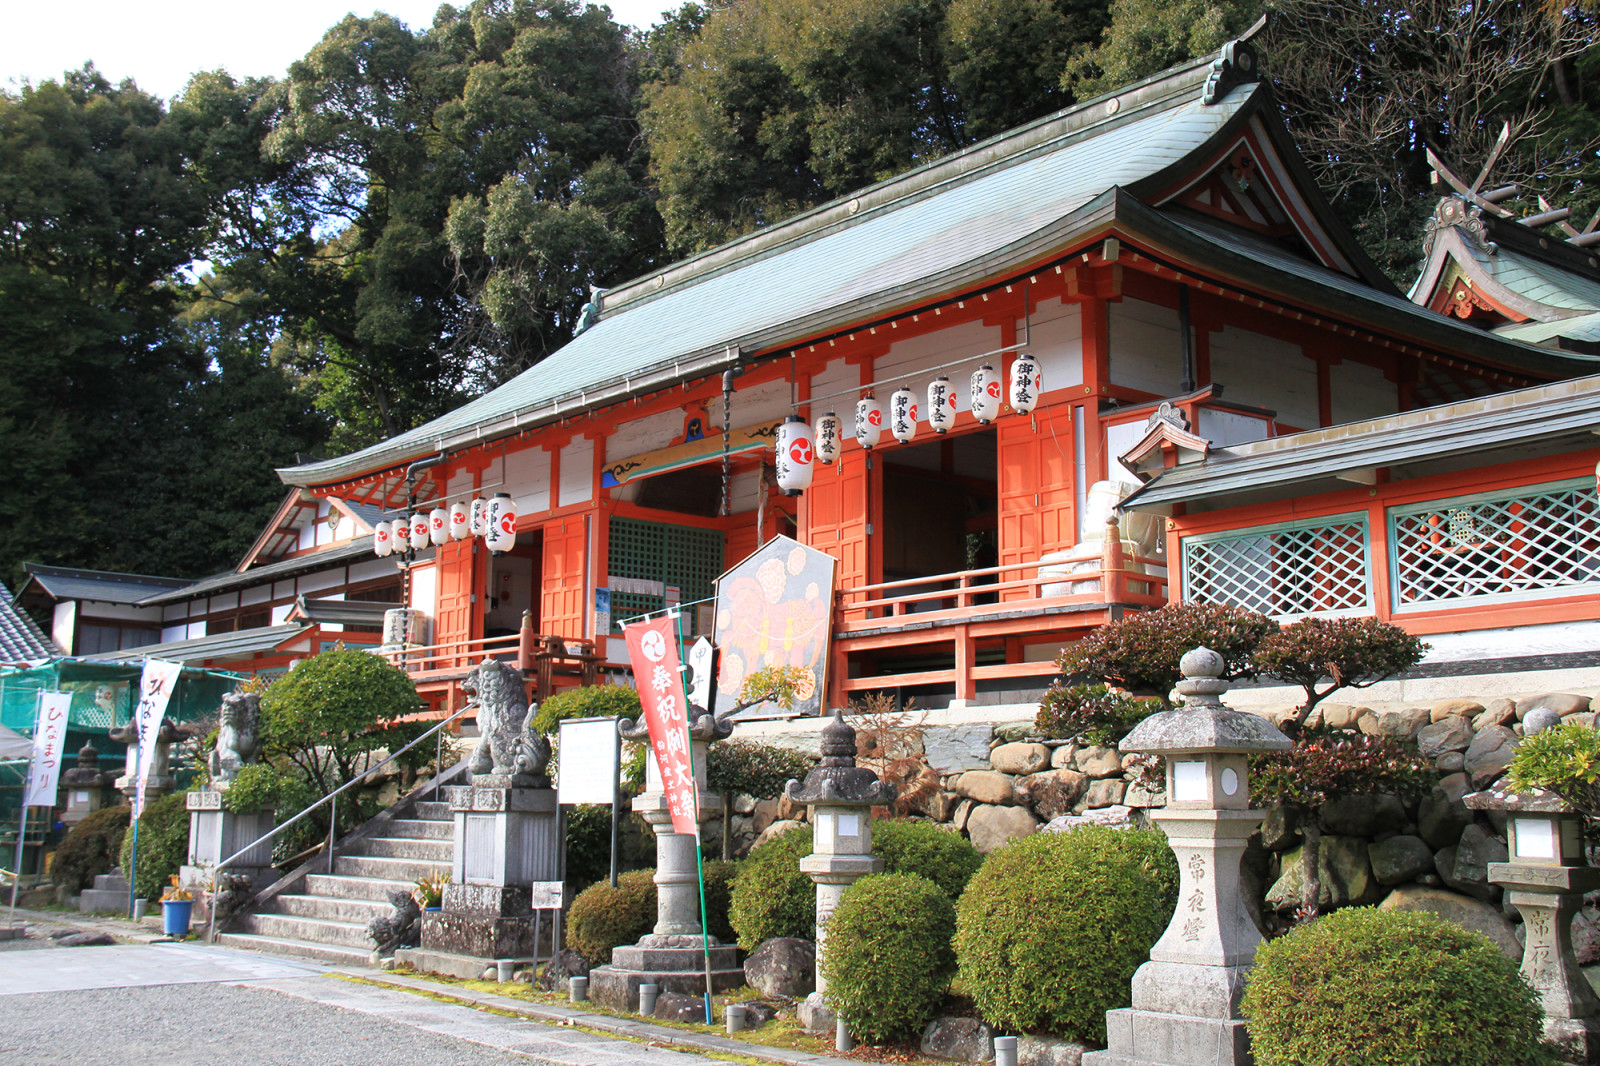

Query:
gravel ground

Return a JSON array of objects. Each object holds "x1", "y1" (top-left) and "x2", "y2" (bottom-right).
[{"x1": 0, "y1": 983, "x2": 540, "y2": 1066}]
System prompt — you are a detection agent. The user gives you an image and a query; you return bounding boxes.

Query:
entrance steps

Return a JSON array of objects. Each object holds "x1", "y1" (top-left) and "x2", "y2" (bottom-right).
[{"x1": 217, "y1": 799, "x2": 453, "y2": 966}]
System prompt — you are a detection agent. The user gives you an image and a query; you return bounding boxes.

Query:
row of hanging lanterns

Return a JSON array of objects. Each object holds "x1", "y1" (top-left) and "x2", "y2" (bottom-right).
[
  {"x1": 372, "y1": 492, "x2": 518, "y2": 558},
  {"x1": 775, "y1": 354, "x2": 1042, "y2": 494}
]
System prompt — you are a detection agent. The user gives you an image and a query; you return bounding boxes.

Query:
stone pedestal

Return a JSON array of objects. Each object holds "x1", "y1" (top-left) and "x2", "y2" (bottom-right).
[
  {"x1": 60, "y1": 743, "x2": 111, "y2": 830},
  {"x1": 416, "y1": 784, "x2": 560, "y2": 962},
  {"x1": 589, "y1": 717, "x2": 744, "y2": 1011},
  {"x1": 1086, "y1": 648, "x2": 1290, "y2": 1066},
  {"x1": 182, "y1": 789, "x2": 276, "y2": 896}
]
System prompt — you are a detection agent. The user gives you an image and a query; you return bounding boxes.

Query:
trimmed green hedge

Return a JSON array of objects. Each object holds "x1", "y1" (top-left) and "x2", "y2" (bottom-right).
[
  {"x1": 54, "y1": 805, "x2": 130, "y2": 897},
  {"x1": 729, "y1": 825, "x2": 814, "y2": 950},
  {"x1": 823, "y1": 874, "x2": 956, "y2": 1044},
  {"x1": 1243, "y1": 907, "x2": 1556, "y2": 1066},
  {"x1": 118, "y1": 792, "x2": 191, "y2": 901},
  {"x1": 567, "y1": 868, "x2": 656, "y2": 966},
  {"x1": 954, "y1": 826, "x2": 1177, "y2": 1043}
]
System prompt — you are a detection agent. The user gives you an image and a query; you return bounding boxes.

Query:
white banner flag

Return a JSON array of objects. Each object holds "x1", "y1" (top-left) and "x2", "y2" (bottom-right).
[
  {"x1": 132, "y1": 659, "x2": 184, "y2": 817},
  {"x1": 22, "y1": 692, "x2": 72, "y2": 808}
]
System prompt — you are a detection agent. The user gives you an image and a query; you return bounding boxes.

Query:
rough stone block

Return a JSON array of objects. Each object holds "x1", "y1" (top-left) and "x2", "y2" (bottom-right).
[
  {"x1": 1474, "y1": 699, "x2": 1518, "y2": 731},
  {"x1": 1320, "y1": 704, "x2": 1367, "y2": 730},
  {"x1": 1321, "y1": 834, "x2": 1383, "y2": 907},
  {"x1": 956, "y1": 770, "x2": 1017, "y2": 806},
  {"x1": 993, "y1": 722, "x2": 1037, "y2": 745},
  {"x1": 1318, "y1": 793, "x2": 1407, "y2": 837},
  {"x1": 1018, "y1": 1034, "x2": 1089, "y2": 1066},
  {"x1": 654, "y1": 991, "x2": 711, "y2": 1023},
  {"x1": 1259, "y1": 805, "x2": 1300, "y2": 852},
  {"x1": 920, "y1": 1017, "x2": 994, "y2": 1063},
  {"x1": 1465, "y1": 726, "x2": 1518, "y2": 788},
  {"x1": 1013, "y1": 769, "x2": 1089, "y2": 820},
  {"x1": 753, "y1": 819, "x2": 803, "y2": 848},
  {"x1": 1359, "y1": 707, "x2": 1430, "y2": 739},
  {"x1": 1079, "y1": 778, "x2": 1126, "y2": 811},
  {"x1": 1368, "y1": 834, "x2": 1435, "y2": 886},
  {"x1": 1050, "y1": 743, "x2": 1077, "y2": 769},
  {"x1": 1431, "y1": 699, "x2": 1485, "y2": 723},
  {"x1": 1379, "y1": 884, "x2": 1520, "y2": 958},
  {"x1": 925, "y1": 725, "x2": 997, "y2": 773},
  {"x1": 744, "y1": 937, "x2": 815, "y2": 998},
  {"x1": 990, "y1": 742, "x2": 1050, "y2": 775},
  {"x1": 1435, "y1": 752, "x2": 1465, "y2": 774},
  {"x1": 1417, "y1": 716, "x2": 1475, "y2": 757},
  {"x1": 1517, "y1": 693, "x2": 1593, "y2": 719},
  {"x1": 1072, "y1": 745, "x2": 1123, "y2": 779},
  {"x1": 966, "y1": 804, "x2": 1039, "y2": 854}
]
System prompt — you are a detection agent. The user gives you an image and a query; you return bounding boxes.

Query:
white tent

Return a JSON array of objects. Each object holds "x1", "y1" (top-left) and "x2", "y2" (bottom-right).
[{"x1": 0, "y1": 723, "x2": 32, "y2": 761}]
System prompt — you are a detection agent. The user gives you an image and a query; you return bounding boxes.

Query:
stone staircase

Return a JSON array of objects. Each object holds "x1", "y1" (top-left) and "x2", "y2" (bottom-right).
[{"x1": 217, "y1": 799, "x2": 453, "y2": 965}]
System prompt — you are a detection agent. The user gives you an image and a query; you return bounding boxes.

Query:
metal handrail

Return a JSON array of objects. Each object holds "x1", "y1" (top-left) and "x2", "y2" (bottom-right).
[{"x1": 204, "y1": 703, "x2": 471, "y2": 943}]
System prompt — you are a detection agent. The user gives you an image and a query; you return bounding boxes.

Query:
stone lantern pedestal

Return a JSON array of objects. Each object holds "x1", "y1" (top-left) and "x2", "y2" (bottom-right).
[
  {"x1": 111, "y1": 721, "x2": 182, "y2": 805},
  {"x1": 1085, "y1": 648, "x2": 1290, "y2": 1066},
  {"x1": 1468, "y1": 786, "x2": 1600, "y2": 1064},
  {"x1": 183, "y1": 789, "x2": 276, "y2": 900},
  {"x1": 787, "y1": 710, "x2": 896, "y2": 1036},
  {"x1": 588, "y1": 712, "x2": 744, "y2": 1011}
]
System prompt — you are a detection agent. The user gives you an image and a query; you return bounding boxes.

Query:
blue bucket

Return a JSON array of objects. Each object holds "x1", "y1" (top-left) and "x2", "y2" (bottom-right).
[{"x1": 162, "y1": 899, "x2": 193, "y2": 936}]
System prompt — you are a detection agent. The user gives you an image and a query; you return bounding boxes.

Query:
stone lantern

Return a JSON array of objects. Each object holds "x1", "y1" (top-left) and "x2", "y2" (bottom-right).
[
  {"x1": 60, "y1": 742, "x2": 112, "y2": 830},
  {"x1": 587, "y1": 708, "x2": 743, "y2": 1010},
  {"x1": 1467, "y1": 784, "x2": 1600, "y2": 1063},
  {"x1": 786, "y1": 709, "x2": 897, "y2": 1035},
  {"x1": 1085, "y1": 647, "x2": 1290, "y2": 1066}
]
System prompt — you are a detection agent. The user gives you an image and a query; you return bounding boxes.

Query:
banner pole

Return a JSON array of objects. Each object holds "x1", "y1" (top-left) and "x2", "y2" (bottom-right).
[
  {"x1": 127, "y1": 744, "x2": 140, "y2": 919},
  {"x1": 673, "y1": 610, "x2": 717, "y2": 1026},
  {"x1": 8, "y1": 805, "x2": 28, "y2": 924}
]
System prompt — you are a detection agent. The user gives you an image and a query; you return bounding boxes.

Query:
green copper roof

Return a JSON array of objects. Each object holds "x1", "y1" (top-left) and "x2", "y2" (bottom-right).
[{"x1": 279, "y1": 53, "x2": 1249, "y2": 487}]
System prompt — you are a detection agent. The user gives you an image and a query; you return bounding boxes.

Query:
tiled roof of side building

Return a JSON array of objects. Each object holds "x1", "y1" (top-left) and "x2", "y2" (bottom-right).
[{"x1": 0, "y1": 584, "x2": 58, "y2": 662}]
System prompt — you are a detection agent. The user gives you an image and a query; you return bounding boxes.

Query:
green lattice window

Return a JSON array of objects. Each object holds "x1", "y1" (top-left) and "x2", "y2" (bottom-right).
[{"x1": 607, "y1": 517, "x2": 723, "y2": 636}]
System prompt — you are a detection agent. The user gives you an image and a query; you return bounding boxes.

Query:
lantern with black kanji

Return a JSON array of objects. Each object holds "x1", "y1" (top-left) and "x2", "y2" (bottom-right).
[
  {"x1": 775, "y1": 416, "x2": 816, "y2": 495},
  {"x1": 927, "y1": 376, "x2": 956, "y2": 433},
  {"x1": 890, "y1": 387, "x2": 918, "y2": 444},
  {"x1": 1009, "y1": 354, "x2": 1041, "y2": 414},
  {"x1": 855, "y1": 394, "x2": 883, "y2": 450},
  {"x1": 484, "y1": 492, "x2": 517, "y2": 554},
  {"x1": 470, "y1": 497, "x2": 487, "y2": 536},
  {"x1": 970, "y1": 364, "x2": 1001, "y2": 424},
  {"x1": 814, "y1": 412, "x2": 842, "y2": 464}
]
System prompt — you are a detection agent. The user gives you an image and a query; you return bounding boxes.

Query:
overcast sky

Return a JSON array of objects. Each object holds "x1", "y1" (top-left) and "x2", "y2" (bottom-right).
[{"x1": 3, "y1": 1, "x2": 673, "y2": 101}]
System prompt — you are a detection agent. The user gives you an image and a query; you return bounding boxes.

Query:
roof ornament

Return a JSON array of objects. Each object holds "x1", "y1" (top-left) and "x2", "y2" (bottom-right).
[
  {"x1": 1423, "y1": 196, "x2": 1496, "y2": 258},
  {"x1": 1202, "y1": 39, "x2": 1261, "y2": 106},
  {"x1": 574, "y1": 284, "x2": 605, "y2": 336},
  {"x1": 1146, "y1": 401, "x2": 1190, "y2": 433}
]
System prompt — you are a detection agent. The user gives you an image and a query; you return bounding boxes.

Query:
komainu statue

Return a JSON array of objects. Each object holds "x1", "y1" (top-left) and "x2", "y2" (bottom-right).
[
  {"x1": 367, "y1": 887, "x2": 421, "y2": 955},
  {"x1": 461, "y1": 658, "x2": 551, "y2": 786},
  {"x1": 208, "y1": 691, "x2": 262, "y2": 788}
]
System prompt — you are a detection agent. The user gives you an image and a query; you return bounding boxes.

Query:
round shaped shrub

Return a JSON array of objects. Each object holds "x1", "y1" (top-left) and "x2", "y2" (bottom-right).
[
  {"x1": 54, "y1": 805, "x2": 131, "y2": 897},
  {"x1": 566, "y1": 868, "x2": 656, "y2": 966},
  {"x1": 534, "y1": 684, "x2": 642, "y2": 737},
  {"x1": 730, "y1": 824, "x2": 814, "y2": 949},
  {"x1": 1243, "y1": 907, "x2": 1553, "y2": 1066},
  {"x1": 954, "y1": 825, "x2": 1178, "y2": 1043},
  {"x1": 873, "y1": 819, "x2": 981, "y2": 898},
  {"x1": 822, "y1": 873, "x2": 956, "y2": 1045},
  {"x1": 117, "y1": 792, "x2": 192, "y2": 901}
]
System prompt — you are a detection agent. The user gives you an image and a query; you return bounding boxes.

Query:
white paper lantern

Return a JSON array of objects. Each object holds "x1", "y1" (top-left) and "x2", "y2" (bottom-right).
[
  {"x1": 390, "y1": 518, "x2": 410, "y2": 554},
  {"x1": 814, "y1": 411, "x2": 843, "y2": 464},
  {"x1": 1009, "y1": 354, "x2": 1041, "y2": 414},
  {"x1": 429, "y1": 507, "x2": 449, "y2": 546},
  {"x1": 890, "y1": 387, "x2": 918, "y2": 444},
  {"x1": 449, "y1": 502, "x2": 470, "y2": 541},
  {"x1": 970, "y1": 364, "x2": 1002, "y2": 424},
  {"x1": 927, "y1": 377, "x2": 957, "y2": 434},
  {"x1": 484, "y1": 492, "x2": 517, "y2": 554},
  {"x1": 470, "y1": 497, "x2": 487, "y2": 536},
  {"x1": 775, "y1": 416, "x2": 816, "y2": 494},
  {"x1": 855, "y1": 395, "x2": 884, "y2": 450},
  {"x1": 373, "y1": 522, "x2": 393, "y2": 557},
  {"x1": 409, "y1": 512, "x2": 429, "y2": 551}
]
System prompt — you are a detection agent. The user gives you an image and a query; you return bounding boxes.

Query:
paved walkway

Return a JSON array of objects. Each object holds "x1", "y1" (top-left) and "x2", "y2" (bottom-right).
[{"x1": 0, "y1": 912, "x2": 854, "y2": 1066}]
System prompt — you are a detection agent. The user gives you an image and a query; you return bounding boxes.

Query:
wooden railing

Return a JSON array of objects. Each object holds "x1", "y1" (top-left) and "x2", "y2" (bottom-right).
[
  {"x1": 829, "y1": 523, "x2": 1168, "y2": 703},
  {"x1": 383, "y1": 611, "x2": 602, "y2": 701}
]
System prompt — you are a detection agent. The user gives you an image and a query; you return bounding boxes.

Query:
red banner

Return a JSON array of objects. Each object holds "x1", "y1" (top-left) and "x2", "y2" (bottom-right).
[{"x1": 623, "y1": 616, "x2": 699, "y2": 837}]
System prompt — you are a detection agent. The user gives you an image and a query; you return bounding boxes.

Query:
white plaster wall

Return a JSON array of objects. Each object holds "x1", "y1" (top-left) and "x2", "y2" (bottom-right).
[
  {"x1": 807, "y1": 357, "x2": 858, "y2": 418},
  {"x1": 348, "y1": 558, "x2": 397, "y2": 584},
  {"x1": 1109, "y1": 298, "x2": 1181, "y2": 395},
  {"x1": 558, "y1": 438, "x2": 594, "y2": 508},
  {"x1": 1104, "y1": 420, "x2": 1147, "y2": 484},
  {"x1": 52, "y1": 602, "x2": 75, "y2": 653},
  {"x1": 608, "y1": 407, "x2": 690, "y2": 460},
  {"x1": 1021, "y1": 297, "x2": 1085, "y2": 396},
  {"x1": 875, "y1": 320, "x2": 1001, "y2": 415},
  {"x1": 707, "y1": 376, "x2": 793, "y2": 428},
  {"x1": 1330, "y1": 359, "x2": 1397, "y2": 426},
  {"x1": 241, "y1": 586, "x2": 271, "y2": 606},
  {"x1": 1210, "y1": 326, "x2": 1318, "y2": 428},
  {"x1": 297, "y1": 569, "x2": 344, "y2": 594},
  {"x1": 1197, "y1": 407, "x2": 1272, "y2": 446},
  {"x1": 505, "y1": 445, "x2": 552, "y2": 516},
  {"x1": 409, "y1": 563, "x2": 439, "y2": 622}
]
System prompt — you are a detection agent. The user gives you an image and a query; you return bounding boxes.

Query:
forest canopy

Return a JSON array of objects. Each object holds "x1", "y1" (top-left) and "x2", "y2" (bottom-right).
[{"x1": 5, "y1": 0, "x2": 1597, "y2": 584}]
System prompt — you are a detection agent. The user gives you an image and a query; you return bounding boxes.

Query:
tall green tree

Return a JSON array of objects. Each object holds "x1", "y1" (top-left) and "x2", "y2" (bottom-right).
[{"x1": 0, "y1": 68, "x2": 325, "y2": 583}]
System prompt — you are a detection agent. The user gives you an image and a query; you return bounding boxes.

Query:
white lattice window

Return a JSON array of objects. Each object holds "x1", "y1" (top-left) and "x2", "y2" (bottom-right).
[
  {"x1": 1182, "y1": 515, "x2": 1372, "y2": 618},
  {"x1": 1389, "y1": 479, "x2": 1600, "y2": 610}
]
